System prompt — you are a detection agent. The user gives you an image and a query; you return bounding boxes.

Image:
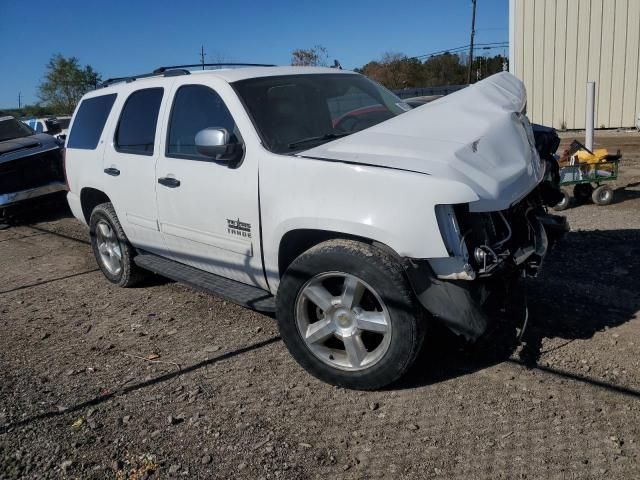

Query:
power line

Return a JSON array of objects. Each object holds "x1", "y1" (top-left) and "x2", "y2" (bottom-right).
[{"x1": 411, "y1": 42, "x2": 508, "y2": 60}]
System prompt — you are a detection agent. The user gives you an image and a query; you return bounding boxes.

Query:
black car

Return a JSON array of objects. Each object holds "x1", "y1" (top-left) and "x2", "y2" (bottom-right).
[{"x1": 0, "y1": 114, "x2": 66, "y2": 209}]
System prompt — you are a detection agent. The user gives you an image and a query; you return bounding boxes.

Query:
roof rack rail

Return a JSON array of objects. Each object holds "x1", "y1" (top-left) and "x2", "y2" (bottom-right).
[
  {"x1": 153, "y1": 63, "x2": 276, "y2": 74},
  {"x1": 99, "y1": 63, "x2": 275, "y2": 88}
]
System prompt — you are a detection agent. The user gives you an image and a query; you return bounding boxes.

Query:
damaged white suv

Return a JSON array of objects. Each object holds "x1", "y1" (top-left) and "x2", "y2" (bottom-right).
[{"x1": 65, "y1": 65, "x2": 567, "y2": 389}]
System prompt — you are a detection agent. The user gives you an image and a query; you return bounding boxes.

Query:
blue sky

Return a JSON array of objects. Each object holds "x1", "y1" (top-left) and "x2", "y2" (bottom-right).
[{"x1": 0, "y1": 0, "x2": 508, "y2": 108}]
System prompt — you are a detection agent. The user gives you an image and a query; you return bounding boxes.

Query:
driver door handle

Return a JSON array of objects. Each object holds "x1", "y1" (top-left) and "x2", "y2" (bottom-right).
[
  {"x1": 158, "y1": 177, "x2": 181, "y2": 188},
  {"x1": 104, "y1": 167, "x2": 120, "y2": 176}
]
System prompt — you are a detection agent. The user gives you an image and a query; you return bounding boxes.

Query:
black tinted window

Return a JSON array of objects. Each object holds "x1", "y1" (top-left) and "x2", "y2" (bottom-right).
[
  {"x1": 0, "y1": 116, "x2": 34, "y2": 142},
  {"x1": 167, "y1": 85, "x2": 237, "y2": 160},
  {"x1": 67, "y1": 94, "x2": 117, "y2": 149},
  {"x1": 115, "y1": 88, "x2": 163, "y2": 155}
]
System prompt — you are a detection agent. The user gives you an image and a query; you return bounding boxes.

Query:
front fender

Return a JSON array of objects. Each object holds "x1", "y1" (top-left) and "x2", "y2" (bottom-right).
[{"x1": 260, "y1": 155, "x2": 479, "y2": 291}]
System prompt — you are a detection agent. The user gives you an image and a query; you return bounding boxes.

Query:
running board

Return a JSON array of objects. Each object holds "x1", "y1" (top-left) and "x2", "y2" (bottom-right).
[{"x1": 134, "y1": 251, "x2": 275, "y2": 313}]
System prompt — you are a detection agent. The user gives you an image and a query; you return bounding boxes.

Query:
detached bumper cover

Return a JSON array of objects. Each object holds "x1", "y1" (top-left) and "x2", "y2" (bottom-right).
[{"x1": 405, "y1": 259, "x2": 489, "y2": 340}]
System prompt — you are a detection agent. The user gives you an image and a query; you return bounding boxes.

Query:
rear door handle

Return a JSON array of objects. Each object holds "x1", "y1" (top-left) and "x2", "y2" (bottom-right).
[
  {"x1": 158, "y1": 177, "x2": 181, "y2": 188},
  {"x1": 104, "y1": 167, "x2": 120, "y2": 176}
]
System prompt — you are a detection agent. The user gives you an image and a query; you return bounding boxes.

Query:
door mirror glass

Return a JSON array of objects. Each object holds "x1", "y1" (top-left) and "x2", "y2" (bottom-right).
[{"x1": 195, "y1": 127, "x2": 242, "y2": 161}]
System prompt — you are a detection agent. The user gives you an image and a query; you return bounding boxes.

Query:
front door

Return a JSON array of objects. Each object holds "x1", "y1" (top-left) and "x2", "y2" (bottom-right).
[{"x1": 155, "y1": 81, "x2": 265, "y2": 288}]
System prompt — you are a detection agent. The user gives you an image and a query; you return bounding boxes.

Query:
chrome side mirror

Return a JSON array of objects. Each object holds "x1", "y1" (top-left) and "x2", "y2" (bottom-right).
[{"x1": 195, "y1": 127, "x2": 242, "y2": 162}]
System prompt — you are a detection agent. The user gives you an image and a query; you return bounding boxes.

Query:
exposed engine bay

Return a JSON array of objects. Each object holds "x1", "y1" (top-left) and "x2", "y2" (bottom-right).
[{"x1": 405, "y1": 124, "x2": 568, "y2": 341}]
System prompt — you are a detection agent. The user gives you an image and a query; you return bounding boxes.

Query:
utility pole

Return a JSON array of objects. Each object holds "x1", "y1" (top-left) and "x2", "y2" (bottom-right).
[
  {"x1": 200, "y1": 45, "x2": 206, "y2": 70},
  {"x1": 18, "y1": 92, "x2": 22, "y2": 110},
  {"x1": 467, "y1": 0, "x2": 477, "y2": 84}
]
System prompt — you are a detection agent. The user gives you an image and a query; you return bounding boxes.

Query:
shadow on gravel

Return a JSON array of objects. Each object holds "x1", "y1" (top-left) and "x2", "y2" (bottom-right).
[
  {"x1": 0, "y1": 337, "x2": 282, "y2": 435},
  {"x1": 399, "y1": 228, "x2": 640, "y2": 398},
  {"x1": 611, "y1": 183, "x2": 640, "y2": 205}
]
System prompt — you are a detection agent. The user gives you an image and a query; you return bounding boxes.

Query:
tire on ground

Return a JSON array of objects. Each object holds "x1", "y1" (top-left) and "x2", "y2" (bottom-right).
[
  {"x1": 592, "y1": 185, "x2": 614, "y2": 206},
  {"x1": 89, "y1": 202, "x2": 145, "y2": 287},
  {"x1": 276, "y1": 239, "x2": 426, "y2": 390}
]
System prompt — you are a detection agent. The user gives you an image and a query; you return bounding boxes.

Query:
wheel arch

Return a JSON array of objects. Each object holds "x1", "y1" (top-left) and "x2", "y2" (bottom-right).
[
  {"x1": 277, "y1": 228, "x2": 401, "y2": 279},
  {"x1": 80, "y1": 187, "x2": 111, "y2": 224}
]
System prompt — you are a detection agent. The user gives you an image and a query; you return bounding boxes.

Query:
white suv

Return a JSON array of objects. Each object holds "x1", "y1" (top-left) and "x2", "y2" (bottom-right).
[{"x1": 65, "y1": 64, "x2": 566, "y2": 389}]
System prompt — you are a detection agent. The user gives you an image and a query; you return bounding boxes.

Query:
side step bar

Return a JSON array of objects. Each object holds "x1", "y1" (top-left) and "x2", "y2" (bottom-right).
[{"x1": 134, "y1": 251, "x2": 275, "y2": 313}]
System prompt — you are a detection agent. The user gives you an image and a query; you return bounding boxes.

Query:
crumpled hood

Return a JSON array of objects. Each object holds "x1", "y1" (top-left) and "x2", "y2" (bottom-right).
[{"x1": 299, "y1": 72, "x2": 544, "y2": 212}]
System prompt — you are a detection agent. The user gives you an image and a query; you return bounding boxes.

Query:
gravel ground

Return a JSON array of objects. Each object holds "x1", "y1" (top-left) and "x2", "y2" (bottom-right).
[{"x1": 1, "y1": 132, "x2": 640, "y2": 479}]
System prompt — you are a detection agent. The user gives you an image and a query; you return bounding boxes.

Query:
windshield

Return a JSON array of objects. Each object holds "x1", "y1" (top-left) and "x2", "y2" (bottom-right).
[
  {"x1": 0, "y1": 116, "x2": 35, "y2": 142},
  {"x1": 57, "y1": 118, "x2": 71, "y2": 129},
  {"x1": 233, "y1": 74, "x2": 409, "y2": 154}
]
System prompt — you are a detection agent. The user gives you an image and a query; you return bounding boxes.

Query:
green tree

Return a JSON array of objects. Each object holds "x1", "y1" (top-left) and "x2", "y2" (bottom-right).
[
  {"x1": 38, "y1": 54, "x2": 101, "y2": 114},
  {"x1": 422, "y1": 52, "x2": 467, "y2": 86},
  {"x1": 291, "y1": 45, "x2": 328, "y2": 66}
]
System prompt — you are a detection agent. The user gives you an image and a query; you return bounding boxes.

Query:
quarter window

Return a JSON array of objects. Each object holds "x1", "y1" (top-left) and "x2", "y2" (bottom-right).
[
  {"x1": 115, "y1": 88, "x2": 164, "y2": 155},
  {"x1": 67, "y1": 94, "x2": 117, "y2": 150},
  {"x1": 167, "y1": 85, "x2": 238, "y2": 160}
]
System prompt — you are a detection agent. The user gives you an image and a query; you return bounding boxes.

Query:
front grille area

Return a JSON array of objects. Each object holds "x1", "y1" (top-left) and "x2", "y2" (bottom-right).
[
  {"x1": 0, "y1": 148, "x2": 64, "y2": 195},
  {"x1": 454, "y1": 194, "x2": 543, "y2": 274}
]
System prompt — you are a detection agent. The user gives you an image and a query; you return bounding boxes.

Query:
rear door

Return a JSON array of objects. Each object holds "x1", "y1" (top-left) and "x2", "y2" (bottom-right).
[
  {"x1": 101, "y1": 85, "x2": 169, "y2": 255},
  {"x1": 154, "y1": 79, "x2": 265, "y2": 288}
]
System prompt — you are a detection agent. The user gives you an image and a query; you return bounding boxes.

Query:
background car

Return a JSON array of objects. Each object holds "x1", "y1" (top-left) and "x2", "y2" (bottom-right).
[
  {"x1": 0, "y1": 113, "x2": 66, "y2": 210},
  {"x1": 22, "y1": 116, "x2": 69, "y2": 140}
]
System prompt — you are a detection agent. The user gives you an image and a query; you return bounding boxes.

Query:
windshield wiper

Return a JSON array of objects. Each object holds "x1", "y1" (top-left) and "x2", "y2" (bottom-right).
[{"x1": 288, "y1": 132, "x2": 350, "y2": 149}]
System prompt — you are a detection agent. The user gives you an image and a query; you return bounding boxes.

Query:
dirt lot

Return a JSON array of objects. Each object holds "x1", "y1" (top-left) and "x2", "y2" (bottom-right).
[{"x1": 1, "y1": 132, "x2": 640, "y2": 479}]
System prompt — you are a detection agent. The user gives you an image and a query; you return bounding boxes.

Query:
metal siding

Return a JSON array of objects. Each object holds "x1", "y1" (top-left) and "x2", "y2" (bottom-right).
[
  {"x1": 574, "y1": 0, "x2": 591, "y2": 129},
  {"x1": 598, "y1": 0, "x2": 614, "y2": 127},
  {"x1": 588, "y1": 0, "x2": 603, "y2": 127},
  {"x1": 610, "y1": 0, "x2": 628, "y2": 127},
  {"x1": 532, "y1": 0, "x2": 546, "y2": 122},
  {"x1": 523, "y1": 0, "x2": 536, "y2": 114},
  {"x1": 623, "y1": 0, "x2": 640, "y2": 126},
  {"x1": 564, "y1": 0, "x2": 580, "y2": 129},
  {"x1": 553, "y1": 0, "x2": 569, "y2": 129},
  {"x1": 542, "y1": 0, "x2": 557, "y2": 126},
  {"x1": 511, "y1": 0, "x2": 639, "y2": 128}
]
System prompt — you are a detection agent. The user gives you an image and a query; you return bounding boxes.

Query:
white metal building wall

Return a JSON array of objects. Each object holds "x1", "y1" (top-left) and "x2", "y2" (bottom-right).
[{"x1": 510, "y1": 0, "x2": 640, "y2": 129}]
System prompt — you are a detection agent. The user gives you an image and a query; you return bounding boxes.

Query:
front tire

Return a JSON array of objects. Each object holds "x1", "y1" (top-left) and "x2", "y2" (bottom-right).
[
  {"x1": 89, "y1": 202, "x2": 145, "y2": 287},
  {"x1": 276, "y1": 239, "x2": 426, "y2": 390}
]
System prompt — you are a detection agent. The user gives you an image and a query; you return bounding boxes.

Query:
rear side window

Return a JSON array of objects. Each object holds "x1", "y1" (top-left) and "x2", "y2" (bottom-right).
[
  {"x1": 167, "y1": 85, "x2": 238, "y2": 160},
  {"x1": 115, "y1": 88, "x2": 164, "y2": 155},
  {"x1": 67, "y1": 93, "x2": 117, "y2": 150}
]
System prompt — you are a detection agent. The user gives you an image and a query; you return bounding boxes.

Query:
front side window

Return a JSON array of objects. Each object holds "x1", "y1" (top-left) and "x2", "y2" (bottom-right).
[
  {"x1": 115, "y1": 88, "x2": 164, "y2": 155},
  {"x1": 233, "y1": 74, "x2": 408, "y2": 154},
  {"x1": 166, "y1": 85, "x2": 238, "y2": 160},
  {"x1": 67, "y1": 93, "x2": 117, "y2": 150}
]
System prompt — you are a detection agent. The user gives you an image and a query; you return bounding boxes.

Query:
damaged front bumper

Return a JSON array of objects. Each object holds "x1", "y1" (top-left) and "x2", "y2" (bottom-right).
[{"x1": 407, "y1": 193, "x2": 569, "y2": 341}]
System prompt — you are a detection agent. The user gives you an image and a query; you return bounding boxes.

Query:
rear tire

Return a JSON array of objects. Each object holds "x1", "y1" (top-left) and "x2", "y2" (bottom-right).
[
  {"x1": 89, "y1": 202, "x2": 145, "y2": 287},
  {"x1": 592, "y1": 185, "x2": 613, "y2": 205},
  {"x1": 276, "y1": 239, "x2": 426, "y2": 390}
]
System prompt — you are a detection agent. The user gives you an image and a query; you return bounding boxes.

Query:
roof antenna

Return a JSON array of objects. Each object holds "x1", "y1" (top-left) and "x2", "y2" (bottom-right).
[{"x1": 331, "y1": 59, "x2": 342, "y2": 70}]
